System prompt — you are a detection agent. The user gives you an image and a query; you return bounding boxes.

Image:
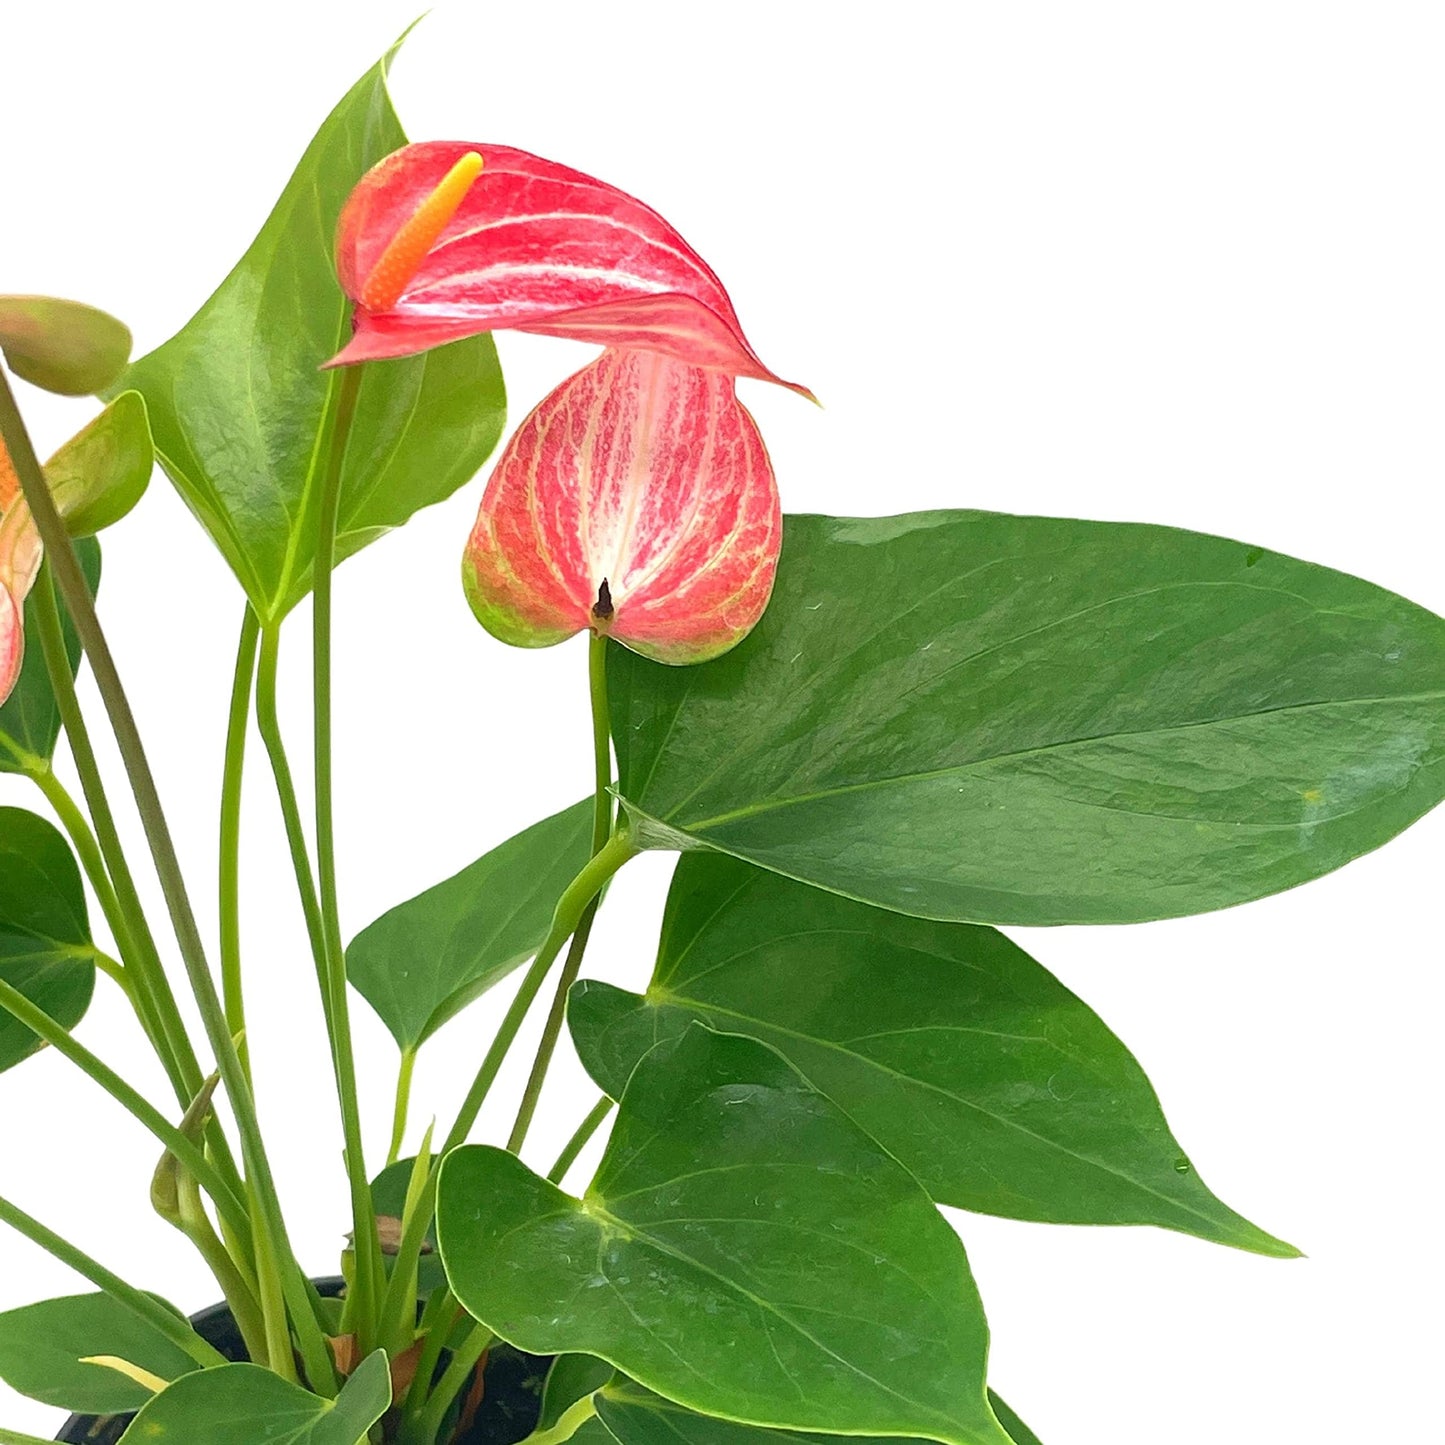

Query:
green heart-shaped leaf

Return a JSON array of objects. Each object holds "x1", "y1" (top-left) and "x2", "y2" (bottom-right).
[
  {"x1": 119, "y1": 1348, "x2": 390, "y2": 1443},
  {"x1": 0, "y1": 538, "x2": 99, "y2": 775},
  {"x1": 0, "y1": 296, "x2": 131, "y2": 397},
  {"x1": 609, "y1": 511, "x2": 1445, "y2": 925},
  {"x1": 569, "y1": 854, "x2": 1293, "y2": 1256},
  {"x1": 347, "y1": 798, "x2": 594, "y2": 1053},
  {"x1": 0, "y1": 806, "x2": 94, "y2": 1072},
  {"x1": 45, "y1": 392, "x2": 152, "y2": 538},
  {"x1": 116, "y1": 38, "x2": 505, "y2": 623},
  {"x1": 576, "y1": 1379, "x2": 1040, "y2": 1445},
  {"x1": 0, "y1": 1292, "x2": 194, "y2": 1413},
  {"x1": 437, "y1": 1025, "x2": 1011, "y2": 1445}
]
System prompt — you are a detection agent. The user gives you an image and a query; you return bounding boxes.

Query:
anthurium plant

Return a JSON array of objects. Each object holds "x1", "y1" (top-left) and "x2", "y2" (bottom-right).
[{"x1": 0, "y1": 35, "x2": 1441, "y2": 1445}]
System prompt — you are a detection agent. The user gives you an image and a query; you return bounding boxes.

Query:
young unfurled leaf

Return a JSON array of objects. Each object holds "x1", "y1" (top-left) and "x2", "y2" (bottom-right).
[
  {"x1": 43, "y1": 391, "x2": 152, "y2": 538},
  {"x1": 0, "y1": 807, "x2": 94, "y2": 1073},
  {"x1": 331, "y1": 141, "x2": 807, "y2": 396},
  {"x1": 609, "y1": 510, "x2": 1445, "y2": 924},
  {"x1": 116, "y1": 39, "x2": 505, "y2": 621},
  {"x1": 0, "y1": 1292, "x2": 195, "y2": 1413},
  {"x1": 347, "y1": 798, "x2": 593, "y2": 1053},
  {"x1": 0, "y1": 295, "x2": 131, "y2": 397},
  {"x1": 119, "y1": 1348, "x2": 390, "y2": 1444},
  {"x1": 463, "y1": 351, "x2": 781, "y2": 665},
  {"x1": 568, "y1": 853, "x2": 1295, "y2": 1256},
  {"x1": 437, "y1": 1025, "x2": 1012, "y2": 1445}
]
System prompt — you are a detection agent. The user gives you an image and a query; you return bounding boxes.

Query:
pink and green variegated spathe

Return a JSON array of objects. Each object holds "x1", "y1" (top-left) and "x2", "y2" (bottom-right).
[
  {"x1": 463, "y1": 350, "x2": 780, "y2": 665},
  {"x1": 329, "y1": 141, "x2": 810, "y2": 397}
]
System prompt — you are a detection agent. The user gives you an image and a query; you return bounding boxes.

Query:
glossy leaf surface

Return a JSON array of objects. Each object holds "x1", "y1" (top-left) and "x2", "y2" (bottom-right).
[
  {"x1": 331, "y1": 141, "x2": 805, "y2": 395},
  {"x1": 0, "y1": 807, "x2": 93, "y2": 1072},
  {"x1": 569, "y1": 854, "x2": 1292, "y2": 1254},
  {"x1": 0, "y1": 1292, "x2": 194, "y2": 1412},
  {"x1": 347, "y1": 797, "x2": 593, "y2": 1051},
  {"x1": 117, "y1": 43, "x2": 505, "y2": 622},
  {"x1": 463, "y1": 352, "x2": 780, "y2": 664},
  {"x1": 437, "y1": 1026, "x2": 1010, "y2": 1445},
  {"x1": 577, "y1": 1380, "x2": 1042, "y2": 1445},
  {"x1": 44, "y1": 392, "x2": 152, "y2": 538},
  {"x1": 0, "y1": 539, "x2": 99, "y2": 774},
  {"x1": 0, "y1": 296, "x2": 131, "y2": 397},
  {"x1": 987, "y1": 1396, "x2": 1043, "y2": 1445},
  {"x1": 610, "y1": 510, "x2": 1445, "y2": 924},
  {"x1": 119, "y1": 1348, "x2": 390, "y2": 1443}
]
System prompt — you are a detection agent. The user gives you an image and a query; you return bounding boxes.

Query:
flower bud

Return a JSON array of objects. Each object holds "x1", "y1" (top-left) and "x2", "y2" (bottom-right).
[{"x1": 463, "y1": 349, "x2": 780, "y2": 666}]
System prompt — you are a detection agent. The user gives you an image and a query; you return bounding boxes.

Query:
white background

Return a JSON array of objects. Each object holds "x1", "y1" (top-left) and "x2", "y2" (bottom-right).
[{"x1": 1, "y1": 3, "x2": 1442, "y2": 1441}]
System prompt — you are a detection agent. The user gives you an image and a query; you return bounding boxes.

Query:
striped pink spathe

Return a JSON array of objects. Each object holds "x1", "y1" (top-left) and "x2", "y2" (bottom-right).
[
  {"x1": 330, "y1": 141, "x2": 809, "y2": 398},
  {"x1": 462, "y1": 350, "x2": 780, "y2": 666}
]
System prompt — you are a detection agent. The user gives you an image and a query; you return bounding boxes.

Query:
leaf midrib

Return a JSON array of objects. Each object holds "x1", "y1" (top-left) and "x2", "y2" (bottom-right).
[{"x1": 670, "y1": 690, "x2": 1445, "y2": 833}]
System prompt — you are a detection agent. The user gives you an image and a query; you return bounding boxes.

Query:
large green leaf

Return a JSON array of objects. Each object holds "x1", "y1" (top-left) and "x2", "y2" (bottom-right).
[
  {"x1": 437, "y1": 1025, "x2": 1011, "y2": 1445},
  {"x1": 116, "y1": 39, "x2": 505, "y2": 623},
  {"x1": 0, "y1": 538, "x2": 99, "y2": 774},
  {"x1": 119, "y1": 1348, "x2": 390, "y2": 1444},
  {"x1": 576, "y1": 1380, "x2": 1041, "y2": 1445},
  {"x1": 568, "y1": 854, "x2": 1293, "y2": 1256},
  {"x1": 0, "y1": 1292, "x2": 195, "y2": 1413},
  {"x1": 347, "y1": 798, "x2": 594, "y2": 1053},
  {"x1": 0, "y1": 806, "x2": 94, "y2": 1072},
  {"x1": 609, "y1": 510, "x2": 1445, "y2": 925}
]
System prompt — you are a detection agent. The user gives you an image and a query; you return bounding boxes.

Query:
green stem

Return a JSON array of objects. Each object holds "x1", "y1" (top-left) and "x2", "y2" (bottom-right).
[
  {"x1": 387, "y1": 1047, "x2": 417, "y2": 1167},
  {"x1": 399, "y1": 1286, "x2": 458, "y2": 1425},
  {"x1": 27, "y1": 571, "x2": 248, "y2": 1208},
  {"x1": 507, "y1": 634, "x2": 615, "y2": 1154},
  {"x1": 27, "y1": 564, "x2": 198, "y2": 1103},
  {"x1": 309, "y1": 362, "x2": 383, "y2": 1353},
  {"x1": 0, "y1": 367, "x2": 330, "y2": 1391},
  {"x1": 0, "y1": 1192, "x2": 227, "y2": 1369},
  {"x1": 376, "y1": 833, "x2": 639, "y2": 1356},
  {"x1": 547, "y1": 1096, "x2": 615, "y2": 1185},
  {"x1": 445, "y1": 830, "x2": 636, "y2": 1158},
  {"x1": 254, "y1": 626, "x2": 330, "y2": 995},
  {"x1": 415, "y1": 1320, "x2": 493, "y2": 1445},
  {"x1": 0, "y1": 977, "x2": 250, "y2": 1243},
  {"x1": 520, "y1": 1394, "x2": 599, "y2": 1445},
  {"x1": 219, "y1": 607, "x2": 261, "y2": 1076}
]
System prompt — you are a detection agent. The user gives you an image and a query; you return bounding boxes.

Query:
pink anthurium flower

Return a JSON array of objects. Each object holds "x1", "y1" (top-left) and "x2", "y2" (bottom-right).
[
  {"x1": 462, "y1": 348, "x2": 780, "y2": 665},
  {"x1": 0, "y1": 440, "x2": 41, "y2": 704},
  {"x1": 329, "y1": 141, "x2": 810, "y2": 397}
]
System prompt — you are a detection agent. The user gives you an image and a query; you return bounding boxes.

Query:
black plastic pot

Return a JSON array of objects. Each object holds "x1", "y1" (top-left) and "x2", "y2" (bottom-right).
[{"x1": 55, "y1": 1280, "x2": 549, "y2": 1444}]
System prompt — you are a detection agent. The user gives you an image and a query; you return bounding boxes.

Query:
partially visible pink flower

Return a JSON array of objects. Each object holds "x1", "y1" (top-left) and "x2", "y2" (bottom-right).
[
  {"x1": 0, "y1": 440, "x2": 41, "y2": 704},
  {"x1": 328, "y1": 142, "x2": 810, "y2": 398},
  {"x1": 462, "y1": 349, "x2": 780, "y2": 665}
]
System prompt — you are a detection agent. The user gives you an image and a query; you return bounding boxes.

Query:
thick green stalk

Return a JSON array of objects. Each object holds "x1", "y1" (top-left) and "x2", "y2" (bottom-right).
[
  {"x1": 414, "y1": 1320, "x2": 493, "y2": 1445},
  {"x1": 0, "y1": 368, "x2": 331, "y2": 1391},
  {"x1": 254, "y1": 626, "x2": 330, "y2": 995},
  {"x1": 547, "y1": 1096, "x2": 615, "y2": 1185},
  {"x1": 387, "y1": 1046, "x2": 417, "y2": 1167},
  {"x1": 308, "y1": 362, "x2": 383, "y2": 1351},
  {"x1": 399, "y1": 1285, "x2": 458, "y2": 1424},
  {"x1": 0, "y1": 977, "x2": 250, "y2": 1241},
  {"x1": 376, "y1": 833, "x2": 638, "y2": 1354},
  {"x1": 219, "y1": 607, "x2": 261, "y2": 1075},
  {"x1": 520, "y1": 1395, "x2": 599, "y2": 1445},
  {"x1": 0, "y1": 1192, "x2": 227, "y2": 1369},
  {"x1": 507, "y1": 633, "x2": 615, "y2": 1154},
  {"x1": 28, "y1": 564, "x2": 198, "y2": 1103}
]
